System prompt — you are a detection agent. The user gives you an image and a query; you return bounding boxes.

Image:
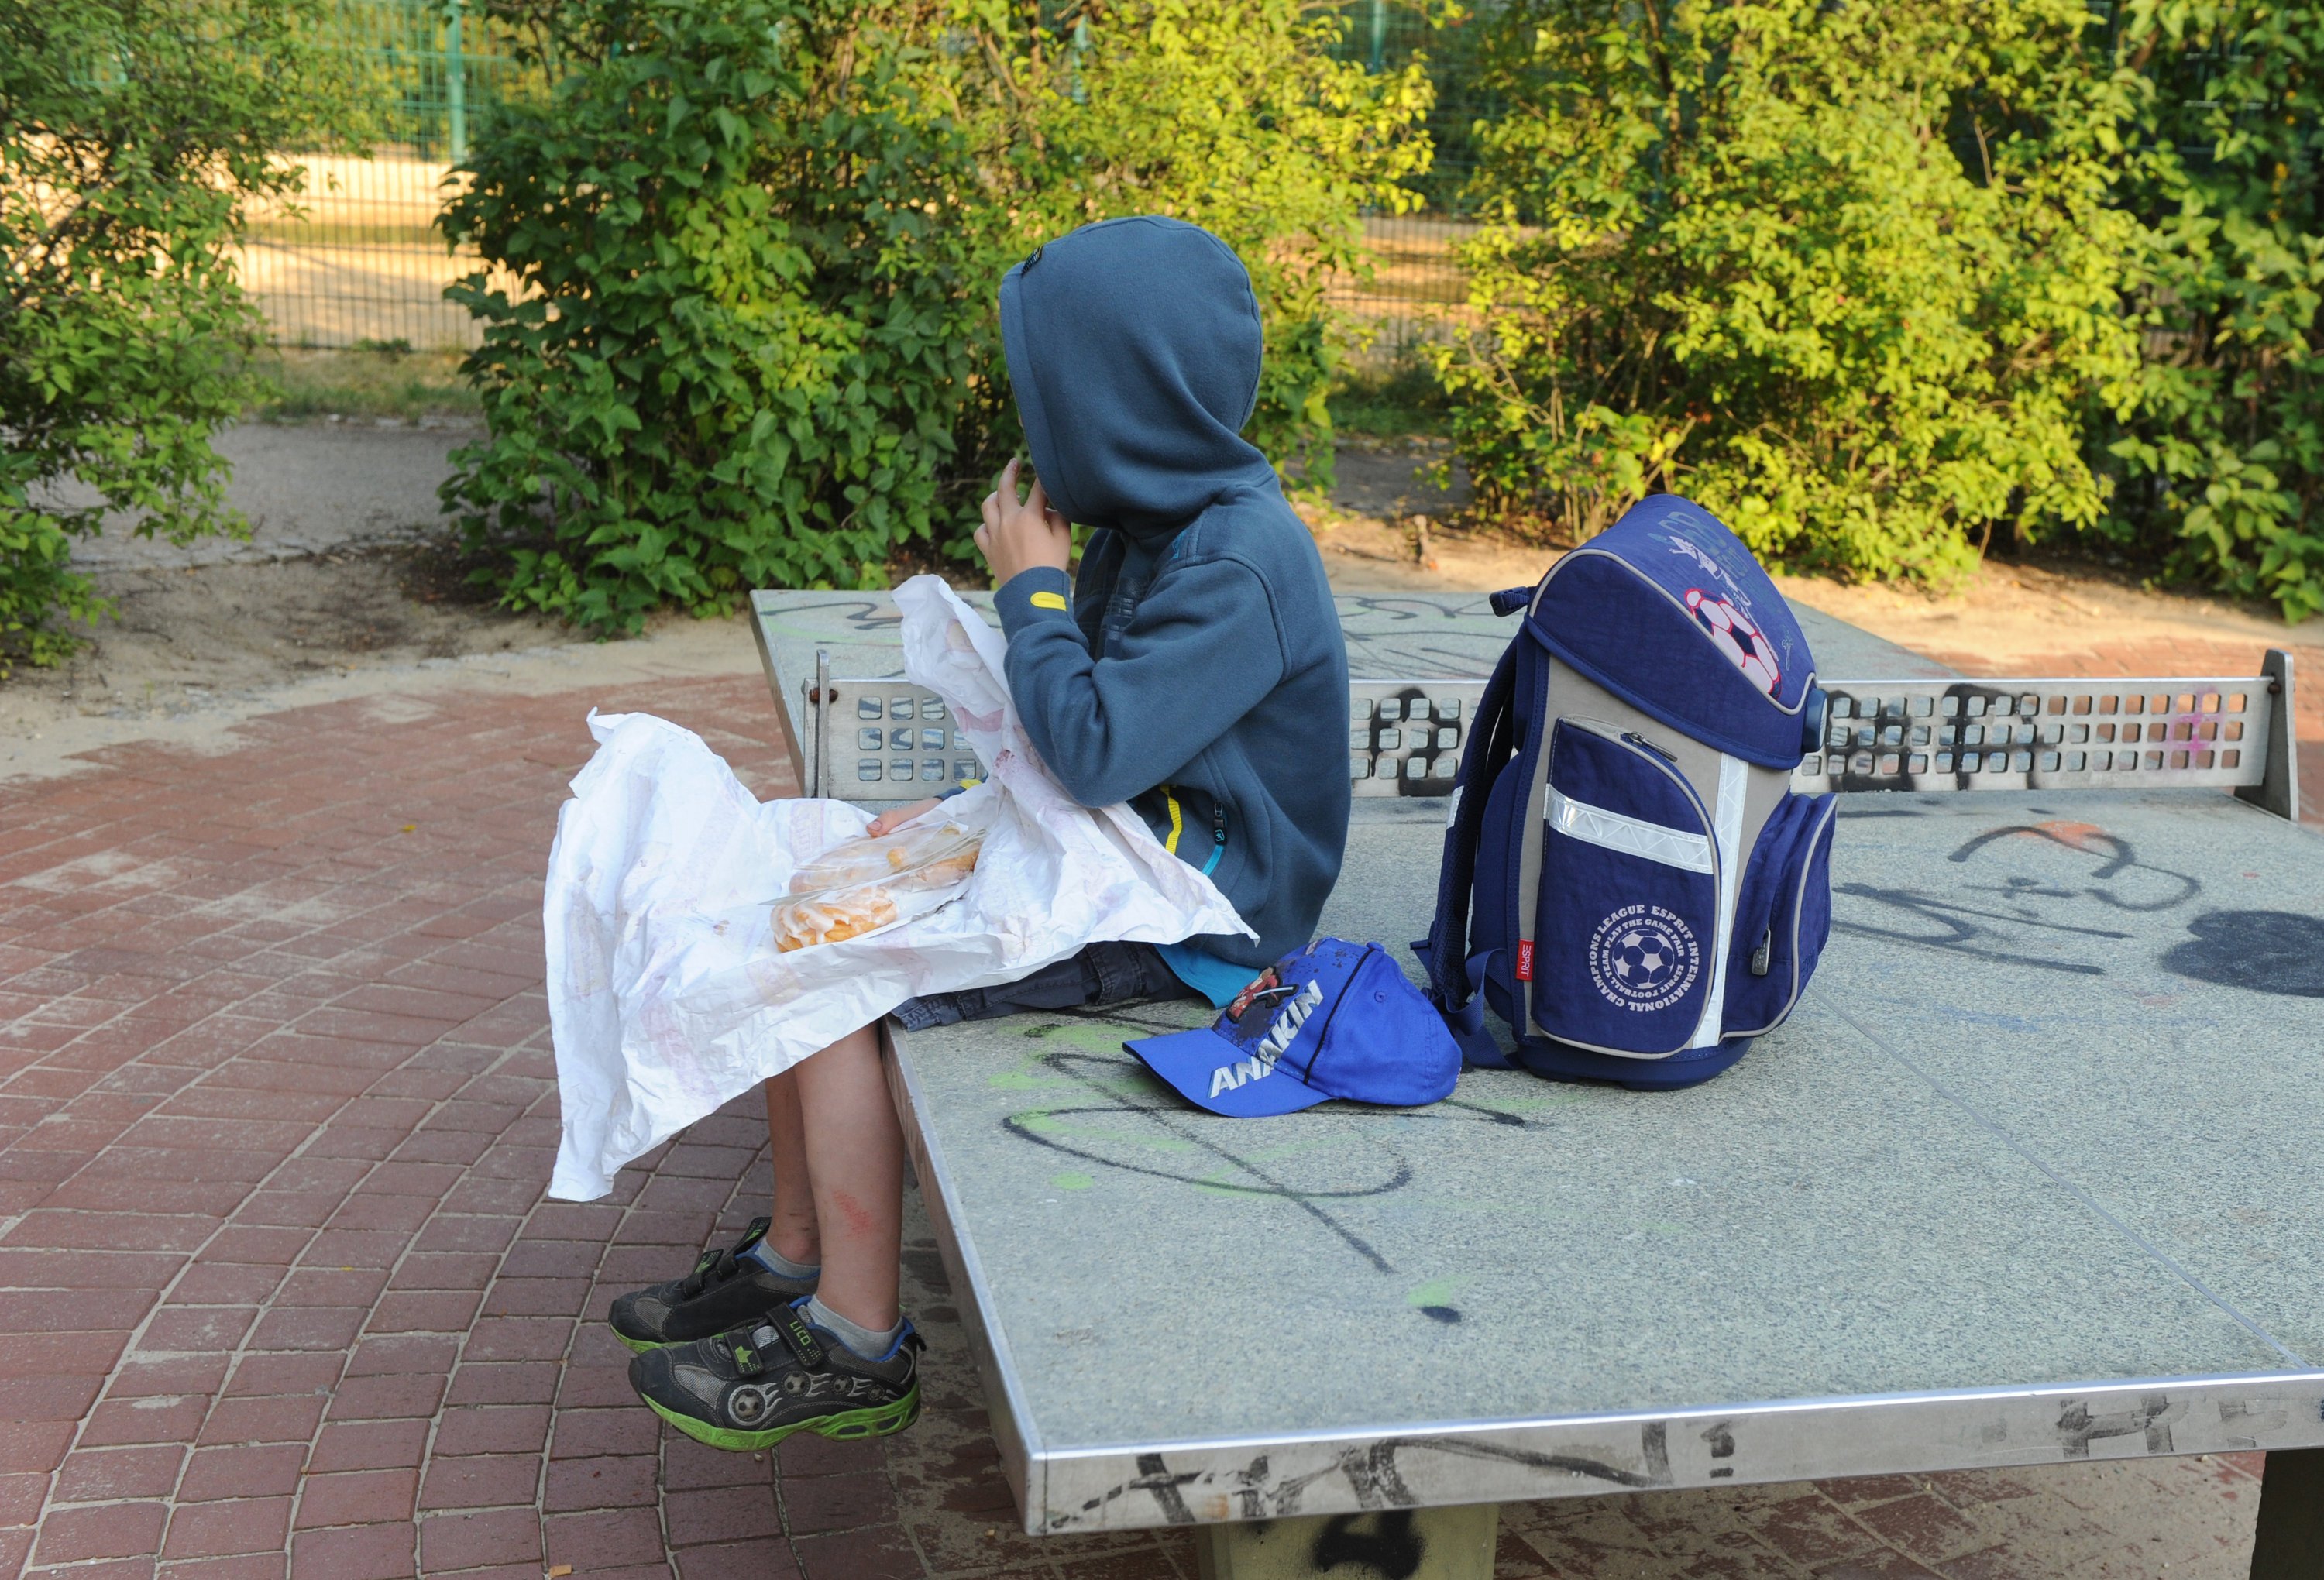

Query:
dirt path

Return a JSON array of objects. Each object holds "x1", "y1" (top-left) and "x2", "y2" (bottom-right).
[{"x1": 53, "y1": 421, "x2": 475, "y2": 572}]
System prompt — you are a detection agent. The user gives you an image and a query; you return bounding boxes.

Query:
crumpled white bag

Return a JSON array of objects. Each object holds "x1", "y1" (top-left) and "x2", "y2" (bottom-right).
[{"x1": 545, "y1": 575, "x2": 1252, "y2": 1200}]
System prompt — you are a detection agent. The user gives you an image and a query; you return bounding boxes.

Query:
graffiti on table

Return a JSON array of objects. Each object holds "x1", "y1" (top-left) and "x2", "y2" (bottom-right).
[
  {"x1": 1053, "y1": 1425, "x2": 1673, "y2": 1532},
  {"x1": 2161, "y1": 910, "x2": 2324, "y2": 999},
  {"x1": 1836, "y1": 816, "x2": 2202, "y2": 975},
  {"x1": 999, "y1": 1008, "x2": 1555, "y2": 1308},
  {"x1": 1834, "y1": 812, "x2": 2324, "y2": 999}
]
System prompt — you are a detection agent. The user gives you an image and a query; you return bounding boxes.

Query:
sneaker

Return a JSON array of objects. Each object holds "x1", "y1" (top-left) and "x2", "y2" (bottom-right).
[
  {"x1": 629, "y1": 1301, "x2": 924, "y2": 1452},
  {"x1": 607, "y1": 1217, "x2": 816, "y2": 1354}
]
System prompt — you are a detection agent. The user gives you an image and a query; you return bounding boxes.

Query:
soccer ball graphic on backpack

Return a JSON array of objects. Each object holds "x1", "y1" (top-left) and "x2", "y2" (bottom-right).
[
  {"x1": 1418, "y1": 495, "x2": 1836, "y2": 1091},
  {"x1": 1683, "y1": 589, "x2": 1782, "y2": 697},
  {"x1": 1609, "y1": 923, "x2": 1683, "y2": 998}
]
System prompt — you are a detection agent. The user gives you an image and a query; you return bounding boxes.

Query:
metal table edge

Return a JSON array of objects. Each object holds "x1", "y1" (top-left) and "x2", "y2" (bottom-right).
[
  {"x1": 885, "y1": 1028, "x2": 1047, "y2": 1527},
  {"x1": 1013, "y1": 1370, "x2": 2324, "y2": 1534}
]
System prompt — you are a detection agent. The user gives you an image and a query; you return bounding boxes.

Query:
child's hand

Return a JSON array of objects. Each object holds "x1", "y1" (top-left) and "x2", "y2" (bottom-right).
[
  {"x1": 866, "y1": 798, "x2": 942, "y2": 837},
  {"x1": 976, "y1": 457, "x2": 1071, "y2": 589}
]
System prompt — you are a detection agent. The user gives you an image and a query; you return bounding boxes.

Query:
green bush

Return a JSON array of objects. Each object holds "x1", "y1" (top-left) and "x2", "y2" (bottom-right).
[
  {"x1": 968, "y1": 0, "x2": 1435, "y2": 488},
  {"x1": 1433, "y1": 0, "x2": 2141, "y2": 584},
  {"x1": 0, "y1": 0, "x2": 356, "y2": 675},
  {"x1": 442, "y1": 0, "x2": 1429, "y2": 633},
  {"x1": 438, "y1": 2, "x2": 984, "y2": 630},
  {"x1": 2105, "y1": 0, "x2": 2324, "y2": 620}
]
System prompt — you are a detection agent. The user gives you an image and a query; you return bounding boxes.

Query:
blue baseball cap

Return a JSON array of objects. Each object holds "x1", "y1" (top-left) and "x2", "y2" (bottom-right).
[{"x1": 1124, "y1": 938, "x2": 1460, "y2": 1116}]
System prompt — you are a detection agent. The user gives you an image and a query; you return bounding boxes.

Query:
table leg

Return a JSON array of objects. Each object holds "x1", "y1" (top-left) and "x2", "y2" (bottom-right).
[
  {"x1": 1193, "y1": 1503, "x2": 1498, "y2": 1580},
  {"x1": 2250, "y1": 1447, "x2": 2324, "y2": 1579}
]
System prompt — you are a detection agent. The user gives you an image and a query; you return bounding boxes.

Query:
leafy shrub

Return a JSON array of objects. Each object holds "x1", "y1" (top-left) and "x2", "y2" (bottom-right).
[
  {"x1": 1434, "y1": 0, "x2": 2141, "y2": 584},
  {"x1": 442, "y1": 0, "x2": 1429, "y2": 632},
  {"x1": 2104, "y1": 0, "x2": 2324, "y2": 620},
  {"x1": 439, "y1": 2, "x2": 984, "y2": 630},
  {"x1": 0, "y1": 0, "x2": 356, "y2": 674}
]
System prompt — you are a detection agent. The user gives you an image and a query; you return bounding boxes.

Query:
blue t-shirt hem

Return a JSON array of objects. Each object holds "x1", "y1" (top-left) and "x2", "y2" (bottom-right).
[{"x1": 1156, "y1": 942, "x2": 1262, "y2": 1009}]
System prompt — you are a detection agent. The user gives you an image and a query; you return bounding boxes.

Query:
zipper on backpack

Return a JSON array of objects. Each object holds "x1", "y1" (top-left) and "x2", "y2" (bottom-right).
[{"x1": 1566, "y1": 720, "x2": 1719, "y2": 879}]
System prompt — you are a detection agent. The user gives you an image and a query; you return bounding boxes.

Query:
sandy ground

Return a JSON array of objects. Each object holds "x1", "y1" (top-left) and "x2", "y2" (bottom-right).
[
  {"x1": 41, "y1": 420, "x2": 475, "y2": 570},
  {"x1": 5, "y1": 422, "x2": 2317, "y2": 784},
  {"x1": 0, "y1": 562, "x2": 755, "y2": 781},
  {"x1": 1771, "y1": 557, "x2": 2324, "y2": 669}
]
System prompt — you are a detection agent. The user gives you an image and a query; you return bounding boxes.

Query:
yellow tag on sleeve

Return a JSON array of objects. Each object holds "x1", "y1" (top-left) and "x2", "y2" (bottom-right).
[{"x1": 1029, "y1": 590, "x2": 1070, "y2": 611}]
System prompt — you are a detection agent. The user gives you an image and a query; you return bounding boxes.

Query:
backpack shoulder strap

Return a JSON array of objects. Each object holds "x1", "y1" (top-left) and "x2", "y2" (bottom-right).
[{"x1": 1416, "y1": 631, "x2": 1519, "y2": 1016}]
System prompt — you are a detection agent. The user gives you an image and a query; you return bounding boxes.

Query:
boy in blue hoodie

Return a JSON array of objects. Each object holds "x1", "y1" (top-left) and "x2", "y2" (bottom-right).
[{"x1": 619, "y1": 216, "x2": 1351, "y2": 1451}]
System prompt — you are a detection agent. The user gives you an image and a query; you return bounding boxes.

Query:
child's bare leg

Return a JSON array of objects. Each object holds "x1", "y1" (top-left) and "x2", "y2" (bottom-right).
[
  {"x1": 761, "y1": 1068, "x2": 820, "y2": 1267},
  {"x1": 791, "y1": 1022, "x2": 904, "y2": 1335},
  {"x1": 607, "y1": 1067, "x2": 823, "y2": 1351},
  {"x1": 627, "y1": 1021, "x2": 921, "y2": 1448}
]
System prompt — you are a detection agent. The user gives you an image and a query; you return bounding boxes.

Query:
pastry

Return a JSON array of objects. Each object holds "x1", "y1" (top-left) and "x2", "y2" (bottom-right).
[
  {"x1": 889, "y1": 847, "x2": 979, "y2": 892},
  {"x1": 789, "y1": 822, "x2": 983, "y2": 897},
  {"x1": 772, "y1": 888, "x2": 902, "y2": 953}
]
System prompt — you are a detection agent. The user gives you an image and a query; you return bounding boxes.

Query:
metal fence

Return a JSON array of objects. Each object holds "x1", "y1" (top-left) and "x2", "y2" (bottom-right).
[
  {"x1": 1319, "y1": 0, "x2": 1487, "y2": 363},
  {"x1": 246, "y1": 2, "x2": 1476, "y2": 356},
  {"x1": 242, "y1": 0, "x2": 537, "y2": 349}
]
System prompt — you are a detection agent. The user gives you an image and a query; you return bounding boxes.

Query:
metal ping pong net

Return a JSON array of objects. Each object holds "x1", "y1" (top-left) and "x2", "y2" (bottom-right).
[{"x1": 779, "y1": 646, "x2": 2301, "y2": 824}]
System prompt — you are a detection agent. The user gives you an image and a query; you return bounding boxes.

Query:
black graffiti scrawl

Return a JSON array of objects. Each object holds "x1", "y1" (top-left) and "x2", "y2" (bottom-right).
[
  {"x1": 1836, "y1": 818, "x2": 2202, "y2": 975},
  {"x1": 1836, "y1": 813, "x2": 2324, "y2": 1001},
  {"x1": 1054, "y1": 1426, "x2": 1673, "y2": 1532},
  {"x1": 1311, "y1": 1510, "x2": 1425, "y2": 1578},
  {"x1": 1001, "y1": 1008, "x2": 1556, "y2": 1313},
  {"x1": 2163, "y1": 911, "x2": 2324, "y2": 998}
]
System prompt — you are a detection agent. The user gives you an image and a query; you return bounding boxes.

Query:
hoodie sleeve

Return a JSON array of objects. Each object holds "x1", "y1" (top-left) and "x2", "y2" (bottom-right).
[{"x1": 995, "y1": 560, "x2": 1287, "y2": 809}]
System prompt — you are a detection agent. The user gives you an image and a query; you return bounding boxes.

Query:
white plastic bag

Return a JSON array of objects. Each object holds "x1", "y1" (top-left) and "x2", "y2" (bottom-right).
[{"x1": 545, "y1": 575, "x2": 1252, "y2": 1200}]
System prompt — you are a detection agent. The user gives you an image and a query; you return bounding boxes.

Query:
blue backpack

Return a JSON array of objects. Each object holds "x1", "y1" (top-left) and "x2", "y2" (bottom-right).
[{"x1": 1418, "y1": 496, "x2": 1837, "y2": 1090}]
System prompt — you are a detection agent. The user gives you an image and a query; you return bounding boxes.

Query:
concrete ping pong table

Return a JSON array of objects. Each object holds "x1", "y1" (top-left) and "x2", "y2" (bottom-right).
[{"x1": 750, "y1": 588, "x2": 2323, "y2": 1579}]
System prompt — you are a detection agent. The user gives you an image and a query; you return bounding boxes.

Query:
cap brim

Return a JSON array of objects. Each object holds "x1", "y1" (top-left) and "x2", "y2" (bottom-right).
[{"x1": 1124, "y1": 1028, "x2": 1331, "y2": 1118}]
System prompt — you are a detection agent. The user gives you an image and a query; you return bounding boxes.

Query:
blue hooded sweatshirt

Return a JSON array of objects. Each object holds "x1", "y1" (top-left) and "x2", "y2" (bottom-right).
[{"x1": 991, "y1": 215, "x2": 1351, "y2": 977}]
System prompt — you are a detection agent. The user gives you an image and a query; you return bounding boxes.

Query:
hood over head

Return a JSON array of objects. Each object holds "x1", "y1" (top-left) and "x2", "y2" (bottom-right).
[{"x1": 999, "y1": 215, "x2": 1277, "y2": 542}]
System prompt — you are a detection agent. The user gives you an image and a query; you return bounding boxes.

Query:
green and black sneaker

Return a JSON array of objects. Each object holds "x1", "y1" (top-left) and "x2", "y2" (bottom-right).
[
  {"x1": 607, "y1": 1218, "x2": 817, "y2": 1355},
  {"x1": 628, "y1": 1300, "x2": 925, "y2": 1452}
]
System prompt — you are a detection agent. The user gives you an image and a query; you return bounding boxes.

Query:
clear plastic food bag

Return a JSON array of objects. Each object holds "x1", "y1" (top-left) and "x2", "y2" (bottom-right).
[
  {"x1": 785, "y1": 817, "x2": 984, "y2": 898},
  {"x1": 771, "y1": 815, "x2": 985, "y2": 953}
]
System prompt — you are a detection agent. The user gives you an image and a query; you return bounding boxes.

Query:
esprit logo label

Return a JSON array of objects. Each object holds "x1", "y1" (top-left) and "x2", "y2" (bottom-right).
[
  {"x1": 1208, "y1": 979, "x2": 1325, "y2": 1098},
  {"x1": 1514, "y1": 940, "x2": 1535, "y2": 981}
]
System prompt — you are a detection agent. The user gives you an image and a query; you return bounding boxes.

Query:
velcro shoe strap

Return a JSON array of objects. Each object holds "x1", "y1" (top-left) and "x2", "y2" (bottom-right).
[{"x1": 768, "y1": 1308, "x2": 826, "y2": 1370}]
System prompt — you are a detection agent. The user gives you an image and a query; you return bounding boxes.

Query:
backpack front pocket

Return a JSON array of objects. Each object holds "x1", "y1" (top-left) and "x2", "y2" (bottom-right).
[{"x1": 1529, "y1": 720, "x2": 1721, "y2": 1057}]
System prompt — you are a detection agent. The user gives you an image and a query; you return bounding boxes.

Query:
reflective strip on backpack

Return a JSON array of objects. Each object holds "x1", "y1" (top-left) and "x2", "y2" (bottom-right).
[
  {"x1": 1689, "y1": 752, "x2": 1749, "y2": 1049},
  {"x1": 1545, "y1": 788, "x2": 1713, "y2": 873}
]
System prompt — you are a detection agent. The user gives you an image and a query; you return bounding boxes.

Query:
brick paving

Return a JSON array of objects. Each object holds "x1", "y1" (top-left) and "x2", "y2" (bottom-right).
[{"x1": 0, "y1": 652, "x2": 2295, "y2": 1577}]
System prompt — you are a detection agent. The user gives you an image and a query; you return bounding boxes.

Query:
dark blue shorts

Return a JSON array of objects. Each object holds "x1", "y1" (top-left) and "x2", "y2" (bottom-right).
[{"x1": 889, "y1": 942, "x2": 1194, "y2": 1031}]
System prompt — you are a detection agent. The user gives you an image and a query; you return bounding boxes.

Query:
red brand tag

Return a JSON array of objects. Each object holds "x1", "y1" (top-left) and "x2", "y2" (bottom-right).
[{"x1": 1514, "y1": 940, "x2": 1535, "y2": 981}]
